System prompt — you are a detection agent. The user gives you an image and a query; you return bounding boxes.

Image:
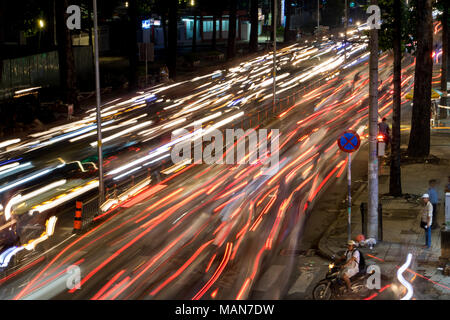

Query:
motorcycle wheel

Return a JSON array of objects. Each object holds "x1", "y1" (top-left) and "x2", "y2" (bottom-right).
[{"x1": 313, "y1": 282, "x2": 332, "y2": 300}]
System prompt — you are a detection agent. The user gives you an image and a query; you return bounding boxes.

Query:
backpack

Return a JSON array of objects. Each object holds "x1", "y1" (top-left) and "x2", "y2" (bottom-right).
[{"x1": 355, "y1": 249, "x2": 366, "y2": 273}]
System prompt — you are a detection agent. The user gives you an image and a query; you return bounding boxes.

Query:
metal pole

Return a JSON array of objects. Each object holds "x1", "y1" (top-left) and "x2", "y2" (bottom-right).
[
  {"x1": 348, "y1": 152, "x2": 352, "y2": 241},
  {"x1": 273, "y1": 0, "x2": 277, "y2": 109},
  {"x1": 344, "y1": 0, "x2": 348, "y2": 63},
  {"x1": 93, "y1": 0, "x2": 104, "y2": 211},
  {"x1": 368, "y1": 0, "x2": 379, "y2": 240}
]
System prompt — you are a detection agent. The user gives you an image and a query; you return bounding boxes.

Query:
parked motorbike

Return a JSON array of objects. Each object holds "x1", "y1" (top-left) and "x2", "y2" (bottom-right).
[
  {"x1": 376, "y1": 132, "x2": 390, "y2": 156},
  {"x1": 312, "y1": 257, "x2": 374, "y2": 300}
]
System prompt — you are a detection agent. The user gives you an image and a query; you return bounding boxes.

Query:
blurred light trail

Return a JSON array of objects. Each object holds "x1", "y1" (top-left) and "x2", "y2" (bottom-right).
[
  {"x1": 192, "y1": 242, "x2": 233, "y2": 300},
  {"x1": 4, "y1": 179, "x2": 66, "y2": 221},
  {"x1": 0, "y1": 167, "x2": 51, "y2": 194},
  {"x1": 150, "y1": 239, "x2": 215, "y2": 296},
  {"x1": 30, "y1": 180, "x2": 99, "y2": 214}
]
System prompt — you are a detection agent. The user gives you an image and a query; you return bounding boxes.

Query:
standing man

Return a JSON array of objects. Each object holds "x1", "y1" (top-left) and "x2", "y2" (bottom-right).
[
  {"x1": 378, "y1": 117, "x2": 391, "y2": 150},
  {"x1": 428, "y1": 179, "x2": 439, "y2": 229},
  {"x1": 421, "y1": 194, "x2": 433, "y2": 249}
]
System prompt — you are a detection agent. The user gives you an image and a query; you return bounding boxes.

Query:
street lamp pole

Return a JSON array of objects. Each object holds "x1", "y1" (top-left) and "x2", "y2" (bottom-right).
[
  {"x1": 93, "y1": 0, "x2": 104, "y2": 211},
  {"x1": 273, "y1": 0, "x2": 277, "y2": 109},
  {"x1": 38, "y1": 19, "x2": 44, "y2": 51},
  {"x1": 344, "y1": 0, "x2": 348, "y2": 63}
]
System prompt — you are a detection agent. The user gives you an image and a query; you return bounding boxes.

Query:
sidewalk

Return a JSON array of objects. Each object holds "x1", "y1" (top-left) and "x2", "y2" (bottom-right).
[{"x1": 317, "y1": 119, "x2": 450, "y2": 299}]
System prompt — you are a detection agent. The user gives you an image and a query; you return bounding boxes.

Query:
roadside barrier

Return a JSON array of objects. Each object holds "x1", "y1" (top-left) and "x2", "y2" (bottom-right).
[{"x1": 73, "y1": 201, "x2": 83, "y2": 233}]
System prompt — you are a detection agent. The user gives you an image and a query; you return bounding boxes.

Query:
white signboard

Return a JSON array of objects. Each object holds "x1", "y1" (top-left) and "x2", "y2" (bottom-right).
[{"x1": 446, "y1": 192, "x2": 450, "y2": 226}]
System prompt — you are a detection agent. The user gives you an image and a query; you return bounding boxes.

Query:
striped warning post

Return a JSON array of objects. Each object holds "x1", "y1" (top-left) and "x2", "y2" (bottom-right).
[{"x1": 73, "y1": 201, "x2": 83, "y2": 233}]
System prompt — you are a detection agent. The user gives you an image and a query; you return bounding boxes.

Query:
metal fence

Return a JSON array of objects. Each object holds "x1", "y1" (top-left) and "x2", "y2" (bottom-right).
[{"x1": 0, "y1": 46, "x2": 93, "y2": 100}]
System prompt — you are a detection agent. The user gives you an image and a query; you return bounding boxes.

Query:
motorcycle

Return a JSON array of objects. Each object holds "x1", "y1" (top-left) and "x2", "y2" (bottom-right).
[
  {"x1": 376, "y1": 132, "x2": 390, "y2": 156},
  {"x1": 312, "y1": 257, "x2": 374, "y2": 300}
]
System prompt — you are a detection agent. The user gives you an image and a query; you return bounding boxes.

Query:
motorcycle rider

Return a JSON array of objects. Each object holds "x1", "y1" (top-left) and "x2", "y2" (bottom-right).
[{"x1": 336, "y1": 240, "x2": 360, "y2": 293}]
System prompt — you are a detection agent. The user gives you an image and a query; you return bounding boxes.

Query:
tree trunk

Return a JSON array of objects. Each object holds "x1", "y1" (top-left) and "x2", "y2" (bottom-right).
[
  {"x1": 249, "y1": 0, "x2": 258, "y2": 53},
  {"x1": 192, "y1": 14, "x2": 197, "y2": 53},
  {"x1": 56, "y1": 0, "x2": 78, "y2": 111},
  {"x1": 440, "y1": 0, "x2": 448, "y2": 108},
  {"x1": 277, "y1": 0, "x2": 281, "y2": 28},
  {"x1": 168, "y1": 0, "x2": 178, "y2": 80},
  {"x1": 389, "y1": 0, "x2": 402, "y2": 196},
  {"x1": 88, "y1": 0, "x2": 93, "y2": 48},
  {"x1": 162, "y1": 12, "x2": 168, "y2": 51},
  {"x1": 212, "y1": 15, "x2": 217, "y2": 50},
  {"x1": 284, "y1": 0, "x2": 292, "y2": 43},
  {"x1": 270, "y1": 0, "x2": 275, "y2": 42},
  {"x1": 227, "y1": 0, "x2": 237, "y2": 60},
  {"x1": 0, "y1": 0, "x2": 4, "y2": 59},
  {"x1": 219, "y1": 16, "x2": 223, "y2": 40},
  {"x1": 0, "y1": 0, "x2": 4, "y2": 80},
  {"x1": 200, "y1": 14, "x2": 204, "y2": 41},
  {"x1": 127, "y1": 0, "x2": 138, "y2": 91},
  {"x1": 407, "y1": 0, "x2": 433, "y2": 157},
  {"x1": 237, "y1": 14, "x2": 241, "y2": 40}
]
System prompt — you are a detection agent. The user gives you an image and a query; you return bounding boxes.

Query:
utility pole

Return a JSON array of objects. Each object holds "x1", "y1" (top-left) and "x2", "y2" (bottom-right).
[
  {"x1": 93, "y1": 0, "x2": 104, "y2": 212},
  {"x1": 273, "y1": 0, "x2": 277, "y2": 109},
  {"x1": 440, "y1": 0, "x2": 448, "y2": 109},
  {"x1": 347, "y1": 153, "x2": 352, "y2": 241},
  {"x1": 368, "y1": 0, "x2": 379, "y2": 240}
]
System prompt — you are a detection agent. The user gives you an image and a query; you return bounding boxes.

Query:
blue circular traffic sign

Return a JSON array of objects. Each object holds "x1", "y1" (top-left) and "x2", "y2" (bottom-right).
[{"x1": 337, "y1": 130, "x2": 360, "y2": 153}]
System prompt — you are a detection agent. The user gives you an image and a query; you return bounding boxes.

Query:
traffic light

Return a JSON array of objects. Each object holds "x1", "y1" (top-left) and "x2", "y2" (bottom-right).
[{"x1": 349, "y1": 1, "x2": 355, "y2": 7}]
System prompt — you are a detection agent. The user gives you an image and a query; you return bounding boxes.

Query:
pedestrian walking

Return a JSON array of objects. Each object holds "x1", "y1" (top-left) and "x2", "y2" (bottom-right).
[
  {"x1": 427, "y1": 179, "x2": 439, "y2": 229},
  {"x1": 421, "y1": 194, "x2": 433, "y2": 249}
]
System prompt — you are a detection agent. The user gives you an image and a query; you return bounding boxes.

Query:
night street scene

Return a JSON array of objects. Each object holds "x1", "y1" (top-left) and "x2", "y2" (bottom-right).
[{"x1": 0, "y1": 0, "x2": 449, "y2": 311}]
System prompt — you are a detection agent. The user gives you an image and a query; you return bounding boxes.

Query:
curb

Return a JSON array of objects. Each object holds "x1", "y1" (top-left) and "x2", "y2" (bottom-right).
[{"x1": 317, "y1": 181, "x2": 368, "y2": 259}]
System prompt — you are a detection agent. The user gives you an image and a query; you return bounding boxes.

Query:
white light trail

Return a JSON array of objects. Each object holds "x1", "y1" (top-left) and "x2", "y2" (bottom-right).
[
  {"x1": 0, "y1": 162, "x2": 20, "y2": 173},
  {"x1": 0, "y1": 167, "x2": 50, "y2": 194},
  {"x1": 0, "y1": 246, "x2": 24, "y2": 267},
  {"x1": 0, "y1": 139, "x2": 21, "y2": 149},
  {"x1": 90, "y1": 121, "x2": 153, "y2": 147},
  {"x1": 107, "y1": 147, "x2": 169, "y2": 176},
  {"x1": 397, "y1": 253, "x2": 414, "y2": 300},
  {"x1": 142, "y1": 154, "x2": 170, "y2": 167},
  {"x1": 14, "y1": 87, "x2": 41, "y2": 95},
  {"x1": 113, "y1": 166, "x2": 142, "y2": 180},
  {"x1": 30, "y1": 180, "x2": 99, "y2": 214},
  {"x1": 4, "y1": 179, "x2": 67, "y2": 220}
]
